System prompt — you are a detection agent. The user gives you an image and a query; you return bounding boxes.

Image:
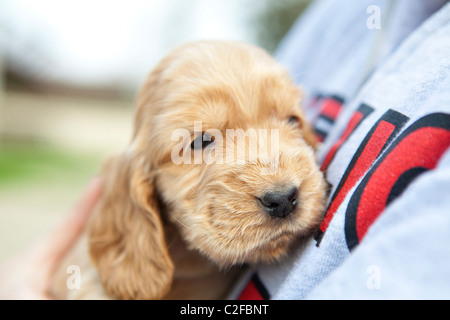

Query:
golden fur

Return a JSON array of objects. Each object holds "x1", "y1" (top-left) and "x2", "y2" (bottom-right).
[{"x1": 51, "y1": 41, "x2": 326, "y2": 300}]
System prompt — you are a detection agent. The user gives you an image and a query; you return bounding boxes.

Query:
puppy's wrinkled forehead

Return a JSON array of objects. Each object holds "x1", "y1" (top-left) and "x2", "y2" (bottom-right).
[
  {"x1": 156, "y1": 42, "x2": 300, "y2": 127},
  {"x1": 133, "y1": 41, "x2": 303, "y2": 163}
]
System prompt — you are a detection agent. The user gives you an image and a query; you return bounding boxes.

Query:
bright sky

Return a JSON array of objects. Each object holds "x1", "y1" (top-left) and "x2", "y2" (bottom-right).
[{"x1": 0, "y1": 0, "x2": 262, "y2": 89}]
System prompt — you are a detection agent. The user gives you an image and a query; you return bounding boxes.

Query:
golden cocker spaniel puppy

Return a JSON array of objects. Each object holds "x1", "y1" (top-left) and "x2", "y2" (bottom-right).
[{"x1": 51, "y1": 41, "x2": 326, "y2": 300}]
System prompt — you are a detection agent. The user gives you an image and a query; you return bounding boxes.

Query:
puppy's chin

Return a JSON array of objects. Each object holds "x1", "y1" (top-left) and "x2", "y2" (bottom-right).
[
  {"x1": 173, "y1": 204, "x2": 321, "y2": 268},
  {"x1": 189, "y1": 227, "x2": 307, "y2": 267},
  {"x1": 214, "y1": 227, "x2": 300, "y2": 266}
]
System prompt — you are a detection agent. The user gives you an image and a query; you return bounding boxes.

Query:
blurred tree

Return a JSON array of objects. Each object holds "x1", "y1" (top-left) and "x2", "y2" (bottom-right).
[{"x1": 255, "y1": 0, "x2": 311, "y2": 53}]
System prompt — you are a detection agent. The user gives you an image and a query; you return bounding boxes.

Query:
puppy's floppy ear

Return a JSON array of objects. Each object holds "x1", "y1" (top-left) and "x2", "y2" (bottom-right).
[{"x1": 88, "y1": 153, "x2": 174, "y2": 300}]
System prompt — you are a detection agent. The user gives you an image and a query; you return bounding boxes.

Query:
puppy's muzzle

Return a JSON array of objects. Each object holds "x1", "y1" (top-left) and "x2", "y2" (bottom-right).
[{"x1": 258, "y1": 186, "x2": 298, "y2": 218}]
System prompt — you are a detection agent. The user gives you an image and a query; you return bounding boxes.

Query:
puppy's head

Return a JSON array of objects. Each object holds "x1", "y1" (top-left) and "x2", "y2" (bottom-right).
[{"x1": 89, "y1": 41, "x2": 326, "y2": 299}]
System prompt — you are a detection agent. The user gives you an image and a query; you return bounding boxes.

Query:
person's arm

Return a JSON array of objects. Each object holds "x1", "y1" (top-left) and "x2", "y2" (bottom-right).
[{"x1": 0, "y1": 177, "x2": 102, "y2": 300}]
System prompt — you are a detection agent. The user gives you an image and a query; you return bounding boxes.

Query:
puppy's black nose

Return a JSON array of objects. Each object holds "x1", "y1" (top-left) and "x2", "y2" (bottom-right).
[{"x1": 259, "y1": 187, "x2": 298, "y2": 218}]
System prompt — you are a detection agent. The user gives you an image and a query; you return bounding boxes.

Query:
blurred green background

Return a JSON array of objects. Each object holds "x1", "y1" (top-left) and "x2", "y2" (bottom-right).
[{"x1": 0, "y1": 0, "x2": 311, "y2": 262}]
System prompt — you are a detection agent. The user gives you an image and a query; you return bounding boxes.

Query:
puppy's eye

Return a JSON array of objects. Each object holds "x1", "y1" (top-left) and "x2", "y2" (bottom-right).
[
  {"x1": 191, "y1": 132, "x2": 214, "y2": 149},
  {"x1": 287, "y1": 115, "x2": 301, "y2": 126}
]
